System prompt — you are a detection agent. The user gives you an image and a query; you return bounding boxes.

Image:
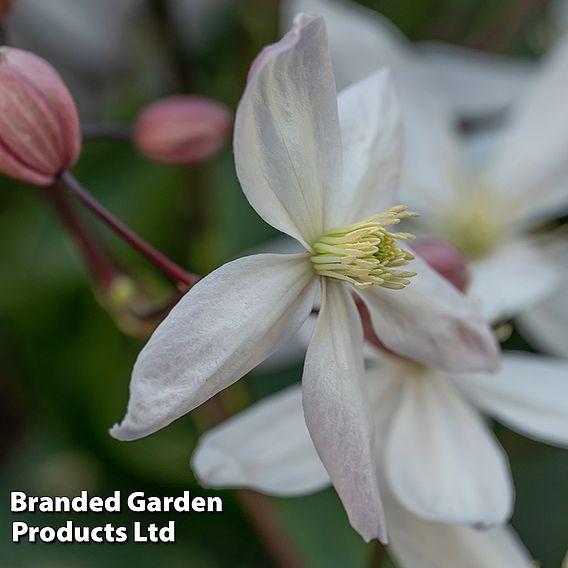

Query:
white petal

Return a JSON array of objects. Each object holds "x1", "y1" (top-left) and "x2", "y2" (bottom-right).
[
  {"x1": 487, "y1": 38, "x2": 568, "y2": 224},
  {"x1": 517, "y1": 283, "x2": 568, "y2": 358},
  {"x1": 357, "y1": 252, "x2": 500, "y2": 373},
  {"x1": 111, "y1": 254, "x2": 318, "y2": 441},
  {"x1": 330, "y1": 69, "x2": 403, "y2": 228},
  {"x1": 282, "y1": 0, "x2": 411, "y2": 91},
  {"x1": 418, "y1": 41, "x2": 534, "y2": 119},
  {"x1": 302, "y1": 280, "x2": 386, "y2": 542},
  {"x1": 234, "y1": 15, "x2": 342, "y2": 247},
  {"x1": 453, "y1": 351, "x2": 568, "y2": 447},
  {"x1": 191, "y1": 385, "x2": 330, "y2": 496},
  {"x1": 383, "y1": 484, "x2": 533, "y2": 568},
  {"x1": 255, "y1": 316, "x2": 316, "y2": 373},
  {"x1": 283, "y1": 0, "x2": 463, "y2": 219},
  {"x1": 385, "y1": 371, "x2": 513, "y2": 525},
  {"x1": 468, "y1": 239, "x2": 562, "y2": 322}
]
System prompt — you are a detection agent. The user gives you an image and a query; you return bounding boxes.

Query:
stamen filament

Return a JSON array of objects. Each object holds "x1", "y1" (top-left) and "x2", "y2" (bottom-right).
[{"x1": 310, "y1": 206, "x2": 418, "y2": 289}]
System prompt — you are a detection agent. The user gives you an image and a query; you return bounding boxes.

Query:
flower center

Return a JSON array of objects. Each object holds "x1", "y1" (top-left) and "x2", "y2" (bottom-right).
[
  {"x1": 310, "y1": 206, "x2": 418, "y2": 289},
  {"x1": 443, "y1": 192, "x2": 500, "y2": 260}
]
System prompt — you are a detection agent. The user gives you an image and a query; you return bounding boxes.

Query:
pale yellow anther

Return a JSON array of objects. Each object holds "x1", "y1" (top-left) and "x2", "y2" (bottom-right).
[{"x1": 310, "y1": 206, "x2": 418, "y2": 289}]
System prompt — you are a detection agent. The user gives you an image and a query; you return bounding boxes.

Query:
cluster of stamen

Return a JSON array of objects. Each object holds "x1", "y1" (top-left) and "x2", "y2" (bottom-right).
[{"x1": 310, "y1": 206, "x2": 418, "y2": 289}]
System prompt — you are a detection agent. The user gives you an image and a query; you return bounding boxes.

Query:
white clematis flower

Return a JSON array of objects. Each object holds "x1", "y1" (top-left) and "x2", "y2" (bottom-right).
[
  {"x1": 284, "y1": 0, "x2": 535, "y2": 121},
  {"x1": 517, "y1": 266, "x2": 568, "y2": 358},
  {"x1": 111, "y1": 15, "x2": 498, "y2": 542},
  {"x1": 286, "y1": 0, "x2": 568, "y2": 322},
  {"x1": 193, "y1": 348, "x2": 568, "y2": 552}
]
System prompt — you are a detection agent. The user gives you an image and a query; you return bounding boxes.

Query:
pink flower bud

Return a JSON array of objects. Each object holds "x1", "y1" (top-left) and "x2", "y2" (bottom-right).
[
  {"x1": 134, "y1": 96, "x2": 232, "y2": 165},
  {"x1": 0, "y1": 0, "x2": 12, "y2": 24},
  {"x1": 411, "y1": 239, "x2": 469, "y2": 292},
  {"x1": 0, "y1": 47, "x2": 81, "y2": 186}
]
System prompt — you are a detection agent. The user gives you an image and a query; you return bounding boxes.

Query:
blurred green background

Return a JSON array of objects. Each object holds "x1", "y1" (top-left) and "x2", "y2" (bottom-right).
[{"x1": 0, "y1": 0, "x2": 566, "y2": 566}]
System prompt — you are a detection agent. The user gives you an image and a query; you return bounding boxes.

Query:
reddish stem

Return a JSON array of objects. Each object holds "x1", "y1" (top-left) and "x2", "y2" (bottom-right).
[
  {"x1": 81, "y1": 123, "x2": 134, "y2": 142},
  {"x1": 238, "y1": 490, "x2": 305, "y2": 568},
  {"x1": 59, "y1": 171, "x2": 199, "y2": 290},
  {"x1": 46, "y1": 181, "x2": 118, "y2": 291}
]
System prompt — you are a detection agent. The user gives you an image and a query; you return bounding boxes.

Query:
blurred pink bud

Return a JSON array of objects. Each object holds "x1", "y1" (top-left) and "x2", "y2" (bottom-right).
[
  {"x1": 0, "y1": 47, "x2": 81, "y2": 186},
  {"x1": 134, "y1": 95, "x2": 233, "y2": 165},
  {"x1": 0, "y1": 0, "x2": 12, "y2": 24},
  {"x1": 412, "y1": 240, "x2": 469, "y2": 292}
]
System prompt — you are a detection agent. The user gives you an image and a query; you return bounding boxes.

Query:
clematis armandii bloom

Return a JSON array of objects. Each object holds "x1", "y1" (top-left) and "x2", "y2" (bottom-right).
[
  {"x1": 111, "y1": 15, "x2": 498, "y2": 542},
  {"x1": 286, "y1": 0, "x2": 568, "y2": 323},
  {"x1": 192, "y1": 346, "x2": 568, "y2": 560}
]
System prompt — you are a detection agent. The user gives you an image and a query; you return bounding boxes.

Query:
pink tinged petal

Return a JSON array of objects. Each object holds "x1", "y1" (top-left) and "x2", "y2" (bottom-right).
[
  {"x1": 383, "y1": 483, "x2": 533, "y2": 568},
  {"x1": 329, "y1": 69, "x2": 403, "y2": 228},
  {"x1": 385, "y1": 371, "x2": 513, "y2": 526},
  {"x1": 110, "y1": 253, "x2": 318, "y2": 441},
  {"x1": 453, "y1": 351, "x2": 568, "y2": 448},
  {"x1": 191, "y1": 385, "x2": 331, "y2": 496},
  {"x1": 358, "y1": 252, "x2": 500, "y2": 373},
  {"x1": 134, "y1": 96, "x2": 232, "y2": 165},
  {"x1": 3, "y1": 48, "x2": 81, "y2": 168},
  {"x1": 418, "y1": 41, "x2": 534, "y2": 120},
  {"x1": 468, "y1": 239, "x2": 562, "y2": 322},
  {"x1": 517, "y1": 284, "x2": 568, "y2": 358},
  {"x1": 302, "y1": 280, "x2": 386, "y2": 542},
  {"x1": 0, "y1": 47, "x2": 80, "y2": 185},
  {"x1": 487, "y1": 37, "x2": 568, "y2": 224},
  {"x1": 0, "y1": 66, "x2": 64, "y2": 173},
  {"x1": 411, "y1": 240, "x2": 469, "y2": 292},
  {"x1": 234, "y1": 15, "x2": 342, "y2": 248}
]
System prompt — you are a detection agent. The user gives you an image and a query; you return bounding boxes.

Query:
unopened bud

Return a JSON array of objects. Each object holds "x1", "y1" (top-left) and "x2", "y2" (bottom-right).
[
  {"x1": 0, "y1": 47, "x2": 81, "y2": 186},
  {"x1": 134, "y1": 95, "x2": 232, "y2": 165},
  {"x1": 0, "y1": 0, "x2": 12, "y2": 24},
  {"x1": 411, "y1": 239, "x2": 469, "y2": 292}
]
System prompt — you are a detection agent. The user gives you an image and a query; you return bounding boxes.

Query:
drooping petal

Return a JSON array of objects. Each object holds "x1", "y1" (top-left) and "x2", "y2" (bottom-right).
[
  {"x1": 418, "y1": 41, "x2": 534, "y2": 120},
  {"x1": 453, "y1": 351, "x2": 568, "y2": 447},
  {"x1": 302, "y1": 280, "x2": 386, "y2": 542},
  {"x1": 467, "y1": 238, "x2": 562, "y2": 322},
  {"x1": 328, "y1": 69, "x2": 403, "y2": 228},
  {"x1": 384, "y1": 371, "x2": 513, "y2": 525},
  {"x1": 487, "y1": 37, "x2": 568, "y2": 224},
  {"x1": 111, "y1": 254, "x2": 318, "y2": 441},
  {"x1": 234, "y1": 14, "x2": 342, "y2": 248},
  {"x1": 517, "y1": 283, "x2": 568, "y2": 358},
  {"x1": 191, "y1": 385, "x2": 331, "y2": 496},
  {"x1": 383, "y1": 483, "x2": 533, "y2": 568},
  {"x1": 357, "y1": 252, "x2": 500, "y2": 372}
]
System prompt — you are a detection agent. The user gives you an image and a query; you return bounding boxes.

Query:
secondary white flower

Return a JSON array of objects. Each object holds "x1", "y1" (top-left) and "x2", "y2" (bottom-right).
[
  {"x1": 193, "y1": 347, "x2": 568, "y2": 555},
  {"x1": 286, "y1": 0, "x2": 568, "y2": 322},
  {"x1": 517, "y1": 267, "x2": 568, "y2": 358},
  {"x1": 111, "y1": 15, "x2": 498, "y2": 542},
  {"x1": 284, "y1": 0, "x2": 534, "y2": 121}
]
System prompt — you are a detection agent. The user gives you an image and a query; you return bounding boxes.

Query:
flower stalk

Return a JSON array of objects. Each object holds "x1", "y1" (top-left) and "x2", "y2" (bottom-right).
[
  {"x1": 58, "y1": 171, "x2": 199, "y2": 290},
  {"x1": 46, "y1": 181, "x2": 118, "y2": 291}
]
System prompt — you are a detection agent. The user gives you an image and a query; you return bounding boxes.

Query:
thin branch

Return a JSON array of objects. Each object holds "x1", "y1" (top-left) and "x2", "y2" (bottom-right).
[
  {"x1": 58, "y1": 171, "x2": 199, "y2": 290},
  {"x1": 238, "y1": 490, "x2": 305, "y2": 568},
  {"x1": 46, "y1": 181, "x2": 118, "y2": 290},
  {"x1": 367, "y1": 540, "x2": 387, "y2": 567},
  {"x1": 81, "y1": 123, "x2": 134, "y2": 142}
]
